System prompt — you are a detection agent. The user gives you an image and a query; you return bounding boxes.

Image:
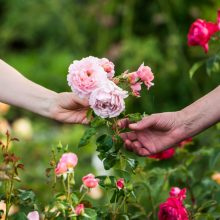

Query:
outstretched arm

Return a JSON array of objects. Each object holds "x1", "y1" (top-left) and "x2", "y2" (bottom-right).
[
  {"x1": 0, "y1": 59, "x2": 89, "y2": 124},
  {"x1": 119, "y1": 85, "x2": 220, "y2": 156}
]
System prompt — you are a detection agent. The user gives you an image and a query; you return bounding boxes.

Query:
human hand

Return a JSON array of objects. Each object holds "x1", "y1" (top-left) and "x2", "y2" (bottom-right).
[
  {"x1": 49, "y1": 92, "x2": 89, "y2": 124},
  {"x1": 119, "y1": 112, "x2": 187, "y2": 156}
]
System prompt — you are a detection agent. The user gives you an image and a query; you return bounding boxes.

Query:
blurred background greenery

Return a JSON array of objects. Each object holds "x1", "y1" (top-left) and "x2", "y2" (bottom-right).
[{"x1": 0, "y1": 0, "x2": 220, "y2": 212}]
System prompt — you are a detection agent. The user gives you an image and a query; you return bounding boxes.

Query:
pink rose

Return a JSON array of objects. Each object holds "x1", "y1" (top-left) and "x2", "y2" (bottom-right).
[
  {"x1": 27, "y1": 211, "x2": 40, "y2": 220},
  {"x1": 55, "y1": 152, "x2": 78, "y2": 176},
  {"x1": 137, "y1": 64, "x2": 154, "y2": 90},
  {"x1": 59, "y1": 153, "x2": 78, "y2": 169},
  {"x1": 127, "y1": 72, "x2": 139, "y2": 84},
  {"x1": 82, "y1": 173, "x2": 99, "y2": 188},
  {"x1": 158, "y1": 197, "x2": 188, "y2": 220},
  {"x1": 67, "y1": 56, "x2": 108, "y2": 98},
  {"x1": 99, "y1": 58, "x2": 115, "y2": 79},
  {"x1": 116, "y1": 178, "x2": 125, "y2": 190},
  {"x1": 130, "y1": 82, "x2": 142, "y2": 97},
  {"x1": 55, "y1": 161, "x2": 68, "y2": 176},
  {"x1": 89, "y1": 81, "x2": 128, "y2": 118},
  {"x1": 188, "y1": 10, "x2": 220, "y2": 53},
  {"x1": 75, "y1": 204, "x2": 85, "y2": 216},
  {"x1": 148, "y1": 148, "x2": 175, "y2": 160}
]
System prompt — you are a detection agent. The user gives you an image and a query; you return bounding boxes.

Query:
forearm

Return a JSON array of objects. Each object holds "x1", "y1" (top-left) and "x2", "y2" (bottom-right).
[
  {"x1": 181, "y1": 85, "x2": 220, "y2": 138},
  {"x1": 0, "y1": 59, "x2": 57, "y2": 118}
]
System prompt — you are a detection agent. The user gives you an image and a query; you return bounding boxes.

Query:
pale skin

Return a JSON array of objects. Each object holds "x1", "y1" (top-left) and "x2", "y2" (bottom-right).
[
  {"x1": 0, "y1": 59, "x2": 89, "y2": 124},
  {"x1": 119, "y1": 85, "x2": 220, "y2": 156}
]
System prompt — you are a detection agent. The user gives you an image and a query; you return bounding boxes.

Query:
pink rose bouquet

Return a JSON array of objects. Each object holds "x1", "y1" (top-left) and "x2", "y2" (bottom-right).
[{"x1": 68, "y1": 56, "x2": 154, "y2": 118}]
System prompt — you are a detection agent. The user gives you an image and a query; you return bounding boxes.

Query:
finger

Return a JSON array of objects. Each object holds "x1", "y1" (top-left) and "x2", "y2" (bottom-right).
[
  {"x1": 117, "y1": 118, "x2": 130, "y2": 129},
  {"x1": 120, "y1": 132, "x2": 137, "y2": 141},
  {"x1": 129, "y1": 115, "x2": 157, "y2": 130},
  {"x1": 70, "y1": 93, "x2": 89, "y2": 107},
  {"x1": 124, "y1": 139, "x2": 133, "y2": 151},
  {"x1": 137, "y1": 147, "x2": 151, "y2": 156},
  {"x1": 131, "y1": 141, "x2": 143, "y2": 153}
]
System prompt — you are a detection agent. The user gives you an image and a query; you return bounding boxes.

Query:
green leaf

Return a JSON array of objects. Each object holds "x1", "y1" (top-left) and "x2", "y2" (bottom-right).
[
  {"x1": 80, "y1": 208, "x2": 97, "y2": 219},
  {"x1": 17, "y1": 189, "x2": 36, "y2": 204},
  {"x1": 103, "y1": 153, "x2": 118, "y2": 170},
  {"x1": 10, "y1": 212, "x2": 27, "y2": 220},
  {"x1": 91, "y1": 116, "x2": 106, "y2": 128},
  {"x1": 198, "y1": 200, "x2": 217, "y2": 212},
  {"x1": 114, "y1": 169, "x2": 131, "y2": 181},
  {"x1": 189, "y1": 61, "x2": 204, "y2": 79},
  {"x1": 78, "y1": 127, "x2": 96, "y2": 148},
  {"x1": 127, "y1": 113, "x2": 142, "y2": 123},
  {"x1": 126, "y1": 158, "x2": 138, "y2": 171},
  {"x1": 206, "y1": 55, "x2": 220, "y2": 76},
  {"x1": 96, "y1": 134, "x2": 113, "y2": 153}
]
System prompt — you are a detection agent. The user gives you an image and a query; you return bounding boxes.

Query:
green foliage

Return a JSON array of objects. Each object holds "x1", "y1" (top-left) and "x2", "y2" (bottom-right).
[{"x1": 78, "y1": 128, "x2": 96, "y2": 148}]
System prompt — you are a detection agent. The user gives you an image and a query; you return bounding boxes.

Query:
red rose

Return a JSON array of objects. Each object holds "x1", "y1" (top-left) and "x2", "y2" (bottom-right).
[
  {"x1": 148, "y1": 148, "x2": 175, "y2": 160},
  {"x1": 158, "y1": 197, "x2": 188, "y2": 220},
  {"x1": 187, "y1": 10, "x2": 220, "y2": 53}
]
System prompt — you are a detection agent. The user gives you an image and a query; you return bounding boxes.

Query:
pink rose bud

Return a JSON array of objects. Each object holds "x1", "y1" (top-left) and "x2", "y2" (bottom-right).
[
  {"x1": 60, "y1": 153, "x2": 78, "y2": 169},
  {"x1": 75, "y1": 204, "x2": 85, "y2": 216},
  {"x1": 27, "y1": 211, "x2": 40, "y2": 220},
  {"x1": 188, "y1": 10, "x2": 220, "y2": 53},
  {"x1": 130, "y1": 82, "x2": 142, "y2": 97},
  {"x1": 99, "y1": 58, "x2": 115, "y2": 79},
  {"x1": 82, "y1": 173, "x2": 99, "y2": 188},
  {"x1": 127, "y1": 72, "x2": 139, "y2": 84},
  {"x1": 158, "y1": 197, "x2": 188, "y2": 220},
  {"x1": 116, "y1": 178, "x2": 125, "y2": 190},
  {"x1": 137, "y1": 64, "x2": 154, "y2": 90},
  {"x1": 55, "y1": 161, "x2": 68, "y2": 176}
]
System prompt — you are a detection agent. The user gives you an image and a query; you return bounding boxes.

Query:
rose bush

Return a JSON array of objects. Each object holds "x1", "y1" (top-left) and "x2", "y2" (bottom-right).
[{"x1": 1, "y1": 9, "x2": 220, "y2": 220}]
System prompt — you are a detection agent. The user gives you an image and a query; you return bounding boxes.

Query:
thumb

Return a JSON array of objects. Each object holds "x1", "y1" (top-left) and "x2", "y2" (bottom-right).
[
  {"x1": 71, "y1": 93, "x2": 89, "y2": 107},
  {"x1": 129, "y1": 115, "x2": 157, "y2": 130}
]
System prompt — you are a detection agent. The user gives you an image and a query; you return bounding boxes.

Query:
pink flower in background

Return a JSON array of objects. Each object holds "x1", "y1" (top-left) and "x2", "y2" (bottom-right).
[
  {"x1": 59, "y1": 153, "x2": 78, "y2": 169},
  {"x1": 169, "y1": 187, "x2": 187, "y2": 201},
  {"x1": 67, "y1": 56, "x2": 108, "y2": 98},
  {"x1": 188, "y1": 10, "x2": 220, "y2": 53},
  {"x1": 89, "y1": 81, "x2": 128, "y2": 118},
  {"x1": 55, "y1": 161, "x2": 68, "y2": 176},
  {"x1": 148, "y1": 148, "x2": 175, "y2": 160},
  {"x1": 82, "y1": 173, "x2": 99, "y2": 188},
  {"x1": 99, "y1": 58, "x2": 115, "y2": 79},
  {"x1": 137, "y1": 64, "x2": 154, "y2": 90},
  {"x1": 27, "y1": 211, "x2": 40, "y2": 220},
  {"x1": 158, "y1": 197, "x2": 188, "y2": 220},
  {"x1": 75, "y1": 204, "x2": 85, "y2": 216},
  {"x1": 131, "y1": 82, "x2": 142, "y2": 97},
  {"x1": 55, "y1": 152, "x2": 78, "y2": 176},
  {"x1": 116, "y1": 178, "x2": 125, "y2": 190}
]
